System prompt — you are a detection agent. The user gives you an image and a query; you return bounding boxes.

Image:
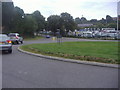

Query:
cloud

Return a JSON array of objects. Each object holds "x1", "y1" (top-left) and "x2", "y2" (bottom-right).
[
  {"x1": 12, "y1": 0, "x2": 118, "y2": 20},
  {"x1": 0, "y1": 0, "x2": 12, "y2": 2},
  {"x1": 118, "y1": 1, "x2": 120, "y2": 15}
]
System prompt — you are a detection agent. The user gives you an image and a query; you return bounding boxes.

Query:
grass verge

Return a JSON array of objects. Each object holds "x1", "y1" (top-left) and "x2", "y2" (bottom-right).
[{"x1": 20, "y1": 41, "x2": 119, "y2": 64}]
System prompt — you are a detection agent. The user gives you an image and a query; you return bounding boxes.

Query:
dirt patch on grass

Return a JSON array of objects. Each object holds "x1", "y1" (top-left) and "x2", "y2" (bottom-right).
[{"x1": 21, "y1": 46, "x2": 119, "y2": 64}]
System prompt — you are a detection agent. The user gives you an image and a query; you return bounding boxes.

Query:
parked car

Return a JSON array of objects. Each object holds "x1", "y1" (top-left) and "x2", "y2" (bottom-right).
[
  {"x1": 115, "y1": 33, "x2": 120, "y2": 39},
  {"x1": 46, "y1": 35, "x2": 51, "y2": 38},
  {"x1": 0, "y1": 34, "x2": 12, "y2": 53},
  {"x1": 8, "y1": 33, "x2": 23, "y2": 44}
]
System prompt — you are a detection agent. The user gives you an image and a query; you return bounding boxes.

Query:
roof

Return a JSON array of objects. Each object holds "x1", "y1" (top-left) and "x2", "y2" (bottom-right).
[
  {"x1": 0, "y1": 34, "x2": 7, "y2": 36},
  {"x1": 9, "y1": 33, "x2": 19, "y2": 34}
]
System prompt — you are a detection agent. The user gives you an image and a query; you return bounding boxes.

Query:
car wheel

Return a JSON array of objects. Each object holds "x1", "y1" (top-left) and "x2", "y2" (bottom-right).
[
  {"x1": 16, "y1": 41, "x2": 19, "y2": 44},
  {"x1": 21, "y1": 41, "x2": 23, "y2": 44},
  {"x1": 8, "y1": 50, "x2": 12, "y2": 53}
]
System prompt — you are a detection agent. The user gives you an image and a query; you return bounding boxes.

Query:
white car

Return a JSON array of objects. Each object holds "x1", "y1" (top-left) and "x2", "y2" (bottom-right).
[{"x1": 8, "y1": 33, "x2": 23, "y2": 44}]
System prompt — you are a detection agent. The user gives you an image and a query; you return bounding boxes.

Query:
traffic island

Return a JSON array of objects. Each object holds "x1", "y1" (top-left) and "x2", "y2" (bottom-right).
[{"x1": 18, "y1": 41, "x2": 119, "y2": 69}]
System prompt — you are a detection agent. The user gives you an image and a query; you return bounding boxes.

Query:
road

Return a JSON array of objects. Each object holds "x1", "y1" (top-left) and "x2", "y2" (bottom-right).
[{"x1": 2, "y1": 38, "x2": 119, "y2": 88}]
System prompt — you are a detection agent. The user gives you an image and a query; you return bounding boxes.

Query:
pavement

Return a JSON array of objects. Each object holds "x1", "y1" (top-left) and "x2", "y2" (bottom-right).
[{"x1": 2, "y1": 38, "x2": 119, "y2": 88}]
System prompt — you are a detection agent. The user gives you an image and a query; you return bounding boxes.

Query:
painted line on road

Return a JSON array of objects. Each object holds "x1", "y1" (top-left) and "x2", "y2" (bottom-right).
[{"x1": 18, "y1": 47, "x2": 119, "y2": 69}]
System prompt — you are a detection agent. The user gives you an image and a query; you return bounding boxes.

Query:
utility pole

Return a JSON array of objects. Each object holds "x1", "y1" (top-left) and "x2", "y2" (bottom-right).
[
  {"x1": 0, "y1": 1, "x2": 2, "y2": 90},
  {"x1": 117, "y1": 1, "x2": 118, "y2": 32},
  {"x1": 117, "y1": 1, "x2": 120, "y2": 32},
  {"x1": 0, "y1": 1, "x2": 2, "y2": 33}
]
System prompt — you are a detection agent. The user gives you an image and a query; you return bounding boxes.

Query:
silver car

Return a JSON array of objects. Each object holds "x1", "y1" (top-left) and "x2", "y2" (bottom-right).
[
  {"x1": 8, "y1": 33, "x2": 23, "y2": 44},
  {"x1": 0, "y1": 34, "x2": 12, "y2": 53}
]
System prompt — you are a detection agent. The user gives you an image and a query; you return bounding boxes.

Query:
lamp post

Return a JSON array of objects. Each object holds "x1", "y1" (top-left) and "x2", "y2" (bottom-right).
[
  {"x1": 117, "y1": 2, "x2": 119, "y2": 32},
  {"x1": 117, "y1": 1, "x2": 120, "y2": 40},
  {"x1": 117, "y1": 1, "x2": 120, "y2": 32}
]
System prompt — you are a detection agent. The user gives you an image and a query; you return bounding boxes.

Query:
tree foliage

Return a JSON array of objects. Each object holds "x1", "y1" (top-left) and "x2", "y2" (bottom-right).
[
  {"x1": 2, "y1": 2, "x2": 14, "y2": 32},
  {"x1": 60, "y1": 12, "x2": 77, "y2": 32},
  {"x1": 99, "y1": 18, "x2": 106, "y2": 24},
  {"x1": 22, "y1": 15, "x2": 38, "y2": 37},
  {"x1": 2, "y1": 2, "x2": 118, "y2": 37},
  {"x1": 46, "y1": 13, "x2": 77, "y2": 36},
  {"x1": 80, "y1": 17, "x2": 87, "y2": 23},
  {"x1": 89, "y1": 19, "x2": 98, "y2": 24},
  {"x1": 10, "y1": 7, "x2": 25, "y2": 33},
  {"x1": 47, "y1": 15, "x2": 62, "y2": 35},
  {"x1": 32, "y1": 10, "x2": 45, "y2": 34},
  {"x1": 75, "y1": 17, "x2": 81, "y2": 24},
  {"x1": 106, "y1": 15, "x2": 114, "y2": 23}
]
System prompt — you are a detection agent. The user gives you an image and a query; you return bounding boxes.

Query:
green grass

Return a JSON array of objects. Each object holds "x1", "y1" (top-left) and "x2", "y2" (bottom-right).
[
  {"x1": 24, "y1": 36, "x2": 43, "y2": 41},
  {"x1": 20, "y1": 41, "x2": 119, "y2": 64}
]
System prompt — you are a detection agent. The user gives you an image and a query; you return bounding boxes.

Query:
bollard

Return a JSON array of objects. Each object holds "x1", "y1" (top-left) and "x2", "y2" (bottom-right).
[{"x1": 52, "y1": 37, "x2": 56, "y2": 40}]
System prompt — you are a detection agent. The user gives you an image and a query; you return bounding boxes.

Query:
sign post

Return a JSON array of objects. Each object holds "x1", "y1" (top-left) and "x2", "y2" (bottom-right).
[{"x1": 56, "y1": 29, "x2": 62, "y2": 45}]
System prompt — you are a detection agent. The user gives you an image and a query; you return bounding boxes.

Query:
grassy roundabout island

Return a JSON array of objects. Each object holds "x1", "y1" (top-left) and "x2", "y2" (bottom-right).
[{"x1": 20, "y1": 41, "x2": 119, "y2": 64}]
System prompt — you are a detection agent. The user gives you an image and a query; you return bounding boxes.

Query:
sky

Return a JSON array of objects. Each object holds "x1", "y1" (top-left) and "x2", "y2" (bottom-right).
[{"x1": 12, "y1": 0, "x2": 119, "y2": 20}]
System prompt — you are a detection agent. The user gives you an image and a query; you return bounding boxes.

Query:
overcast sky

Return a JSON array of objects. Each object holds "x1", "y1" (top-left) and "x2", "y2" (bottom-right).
[{"x1": 12, "y1": 0, "x2": 119, "y2": 20}]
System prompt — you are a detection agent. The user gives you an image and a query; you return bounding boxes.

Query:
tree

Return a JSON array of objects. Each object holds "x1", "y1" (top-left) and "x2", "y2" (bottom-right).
[
  {"x1": 10, "y1": 6, "x2": 25, "y2": 34},
  {"x1": 32, "y1": 10, "x2": 45, "y2": 35},
  {"x1": 22, "y1": 14, "x2": 38, "y2": 37},
  {"x1": 11, "y1": 7, "x2": 38, "y2": 37},
  {"x1": 2, "y1": 2, "x2": 14, "y2": 33},
  {"x1": 47, "y1": 15, "x2": 62, "y2": 35},
  {"x1": 95, "y1": 23, "x2": 107, "y2": 30},
  {"x1": 80, "y1": 17, "x2": 87, "y2": 23},
  {"x1": 106, "y1": 15, "x2": 114, "y2": 23},
  {"x1": 89, "y1": 19, "x2": 98, "y2": 24},
  {"x1": 14, "y1": 6, "x2": 24, "y2": 18},
  {"x1": 107, "y1": 23, "x2": 117, "y2": 29},
  {"x1": 75, "y1": 17, "x2": 81, "y2": 24},
  {"x1": 60, "y1": 12, "x2": 76, "y2": 33},
  {"x1": 99, "y1": 18, "x2": 106, "y2": 24}
]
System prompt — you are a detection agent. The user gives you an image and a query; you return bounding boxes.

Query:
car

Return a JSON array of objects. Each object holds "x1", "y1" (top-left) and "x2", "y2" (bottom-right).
[
  {"x1": 46, "y1": 35, "x2": 51, "y2": 38},
  {"x1": 8, "y1": 33, "x2": 23, "y2": 44},
  {"x1": 0, "y1": 34, "x2": 12, "y2": 53}
]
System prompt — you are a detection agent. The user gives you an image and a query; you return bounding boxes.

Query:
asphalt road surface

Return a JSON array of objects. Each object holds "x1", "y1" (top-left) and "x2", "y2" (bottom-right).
[{"x1": 2, "y1": 38, "x2": 119, "y2": 88}]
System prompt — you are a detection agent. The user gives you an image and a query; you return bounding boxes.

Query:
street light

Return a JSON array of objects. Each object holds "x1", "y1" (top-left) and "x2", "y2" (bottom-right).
[{"x1": 22, "y1": 15, "x2": 24, "y2": 19}]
